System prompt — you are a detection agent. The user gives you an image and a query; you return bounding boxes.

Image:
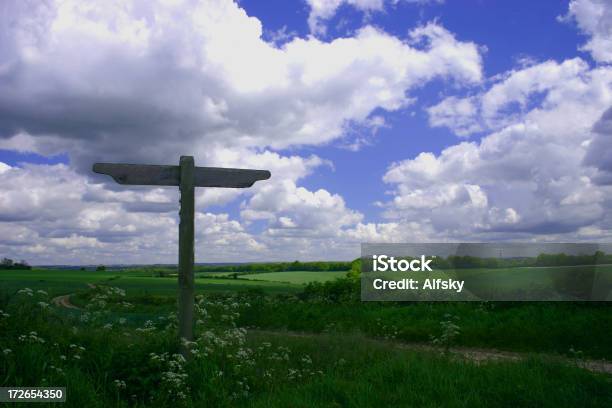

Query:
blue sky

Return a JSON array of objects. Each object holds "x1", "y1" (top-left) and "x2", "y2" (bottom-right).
[
  {"x1": 1, "y1": 0, "x2": 611, "y2": 264},
  {"x1": 246, "y1": 0, "x2": 591, "y2": 222}
]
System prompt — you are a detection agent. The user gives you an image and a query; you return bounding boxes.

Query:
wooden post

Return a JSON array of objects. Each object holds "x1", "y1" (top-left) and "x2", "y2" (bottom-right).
[
  {"x1": 92, "y1": 158, "x2": 270, "y2": 359},
  {"x1": 178, "y1": 156, "x2": 195, "y2": 357}
]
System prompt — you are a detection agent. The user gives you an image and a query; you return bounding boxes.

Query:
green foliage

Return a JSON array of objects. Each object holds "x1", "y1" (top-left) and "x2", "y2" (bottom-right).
[
  {"x1": 430, "y1": 314, "x2": 461, "y2": 353},
  {"x1": 301, "y1": 277, "x2": 360, "y2": 303},
  {"x1": 238, "y1": 298, "x2": 612, "y2": 360},
  {"x1": 96, "y1": 265, "x2": 107, "y2": 271},
  {"x1": 535, "y1": 251, "x2": 612, "y2": 267},
  {"x1": 2, "y1": 283, "x2": 612, "y2": 407},
  {"x1": 0, "y1": 288, "x2": 348, "y2": 407},
  {"x1": 246, "y1": 336, "x2": 612, "y2": 408},
  {"x1": 0, "y1": 257, "x2": 31, "y2": 270},
  {"x1": 149, "y1": 269, "x2": 171, "y2": 278},
  {"x1": 346, "y1": 258, "x2": 361, "y2": 278}
]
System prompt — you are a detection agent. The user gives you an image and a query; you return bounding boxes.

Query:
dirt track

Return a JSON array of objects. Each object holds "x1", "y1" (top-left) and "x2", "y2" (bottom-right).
[
  {"x1": 252, "y1": 329, "x2": 612, "y2": 375},
  {"x1": 51, "y1": 294, "x2": 80, "y2": 310}
]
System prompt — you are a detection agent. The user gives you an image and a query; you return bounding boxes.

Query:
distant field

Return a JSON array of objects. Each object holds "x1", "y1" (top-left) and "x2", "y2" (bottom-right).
[
  {"x1": 0, "y1": 268, "x2": 302, "y2": 296},
  {"x1": 241, "y1": 271, "x2": 347, "y2": 284},
  {"x1": 0, "y1": 268, "x2": 347, "y2": 297}
]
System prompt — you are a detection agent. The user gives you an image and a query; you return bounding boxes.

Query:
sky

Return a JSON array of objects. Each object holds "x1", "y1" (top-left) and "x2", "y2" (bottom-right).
[{"x1": 0, "y1": 0, "x2": 611, "y2": 265}]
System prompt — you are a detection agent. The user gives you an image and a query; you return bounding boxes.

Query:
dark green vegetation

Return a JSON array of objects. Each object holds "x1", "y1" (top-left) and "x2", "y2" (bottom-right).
[
  {"x1": 245, "y1": 284, "x2": 612, "y2": 359},
  {"x1": 247, "y1": 332, "x2": 610, "y2": 408},
  {"x1": 1, "y1": 267, "x2": 611, "y2": 407},
  {"x1": 0, "y1": 257, "x2": 31, "y2": 270}
]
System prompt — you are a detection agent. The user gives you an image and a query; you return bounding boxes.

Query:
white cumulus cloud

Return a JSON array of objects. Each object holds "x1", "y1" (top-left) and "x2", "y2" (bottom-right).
[
  {"x1": 563, "y1": 0, "x2": 612, "y2": 63},
  {"x1": 427, "y1": 58, "x2": 591, "y2": 136},
  {"x1": 385, "y1": 60, "x2": 612, "y2": 240}
]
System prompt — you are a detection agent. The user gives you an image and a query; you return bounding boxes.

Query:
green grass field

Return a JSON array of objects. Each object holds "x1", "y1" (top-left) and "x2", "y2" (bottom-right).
[
  {"x1": 0, "y1": 268, "x2": 305, "y2": 297},
  {"x1": 1, "y1": 267, "x2": 611, "y2": 407},
  {"x1": 241, "y1": 271, "x2": 347, "y2": 284}
]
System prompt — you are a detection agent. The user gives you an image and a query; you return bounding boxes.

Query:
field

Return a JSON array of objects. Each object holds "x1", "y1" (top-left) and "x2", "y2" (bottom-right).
[
  {"x1": 241, "y1": 271, "x2": 347, "y2": 284},
  {"x1": 0, "y1": 269, "x2": 304, "y2": 297},
  {"x1": 1, "y1": 267, "x2": 611, "y2": 407}
]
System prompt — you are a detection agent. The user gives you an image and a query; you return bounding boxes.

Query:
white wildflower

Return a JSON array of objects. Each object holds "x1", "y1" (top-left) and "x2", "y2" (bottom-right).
[{"x1": 17, "y1": 288, "x2": 34, "y2": 296}]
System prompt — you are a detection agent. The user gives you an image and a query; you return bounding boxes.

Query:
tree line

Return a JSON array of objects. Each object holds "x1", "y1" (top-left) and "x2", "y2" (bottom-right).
[
  {"x1": 402, "y1": 251, "x2": 612, "y2": 269},
  {"x1": 195, "y1": 260, "x2": 353, "y2": 273},
  {"x1": 0, "y1": 257, "x2": 31, "y2": 270}
]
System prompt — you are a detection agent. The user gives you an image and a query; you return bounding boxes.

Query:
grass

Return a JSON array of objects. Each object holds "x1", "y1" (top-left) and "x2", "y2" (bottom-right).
[
  {"x1": 1, "y1": 269, "x2": 611, "y2": 406},
  {"x1": 0, "y1": 268, "x2": 303, "y2": 297},
  {"x1": 2, "y1": 269, "x2": 611, "y2": 358},
  {"x1": 1, "y1": 287, "x2": 610, "y2": 407},
  {"x1": 246, "y1": 332, "x2": 611, "y2": 408},
  {"x1": 240, "y1": 299, "x2": 612, "y2": 359},
  {"x1": 241, "y1": 271, "x2": 348, "y2": 284}
]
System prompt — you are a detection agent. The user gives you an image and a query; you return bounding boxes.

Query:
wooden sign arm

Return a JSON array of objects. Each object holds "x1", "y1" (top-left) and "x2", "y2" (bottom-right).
[
  {"x1": 93, "y1": 163, "x2": 180, "y2": 186},
  {"x1": 193, "y1": 167, "x2": 270, "y2": 188},
  {"x1": 92, "y1": 163, "x2": 271, "y2": 188}
]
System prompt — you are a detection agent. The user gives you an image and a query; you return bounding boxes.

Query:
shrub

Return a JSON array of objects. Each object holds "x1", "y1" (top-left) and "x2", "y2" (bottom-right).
[{"x1": 300, "y1": 278, "x2": 360, "y2": 303}]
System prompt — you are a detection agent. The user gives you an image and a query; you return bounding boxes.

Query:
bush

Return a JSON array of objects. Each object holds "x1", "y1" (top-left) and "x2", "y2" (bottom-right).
[{"x1": 300, "y1": 278, "x2": 360, "y2": 303}]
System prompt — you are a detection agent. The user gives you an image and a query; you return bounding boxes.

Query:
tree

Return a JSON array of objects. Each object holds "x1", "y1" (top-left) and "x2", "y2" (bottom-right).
[
  {"x1": 1, "y1": 257, "x2": 14, "y2": 267},
  {"x1": 0, "y1": 258, "x2": 31, "y2": 270}
]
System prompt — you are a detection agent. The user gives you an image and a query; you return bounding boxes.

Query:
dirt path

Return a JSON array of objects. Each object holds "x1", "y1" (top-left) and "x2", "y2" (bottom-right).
[
  {"x1": 252, "y1": 329, "x2": 612, "y2": 375},
  {"x1": 50, "y1": 283, "x2": 96, "y2": 310},
  {"x1": 51, "y1": 294, "x2": 80, "y2": 310}
]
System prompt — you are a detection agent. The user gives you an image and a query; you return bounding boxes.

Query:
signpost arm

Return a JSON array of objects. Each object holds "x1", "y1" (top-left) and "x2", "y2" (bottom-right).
[{"x1": 178, "y1": 156, "x2": 195, "y2": 357}]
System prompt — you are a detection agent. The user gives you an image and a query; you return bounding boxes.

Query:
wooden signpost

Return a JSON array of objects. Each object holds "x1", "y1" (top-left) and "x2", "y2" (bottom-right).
[{"x1": 93, "y1": 156, "x2": 270, "y2": 357}]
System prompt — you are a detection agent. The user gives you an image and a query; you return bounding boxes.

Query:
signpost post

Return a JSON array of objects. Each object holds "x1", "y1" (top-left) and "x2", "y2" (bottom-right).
[{"x1": 93, "y1": 156, "x2": 270, "y2": 357}]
